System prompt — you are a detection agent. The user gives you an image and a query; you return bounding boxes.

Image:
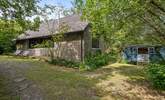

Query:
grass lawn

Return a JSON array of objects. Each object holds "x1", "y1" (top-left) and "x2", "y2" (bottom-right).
[
  {"x1": 83, "y1": 63, "x2": 165, "y2": 100},
  {"x1": 0, "y1": 56, "x2": 164, "y2": 100},
  {"x1": 0, "y1": 56, "x2": 99, "y2": 100},
  {"x1": 23, "y1": 62, "x2": 99, "y2": 100}
]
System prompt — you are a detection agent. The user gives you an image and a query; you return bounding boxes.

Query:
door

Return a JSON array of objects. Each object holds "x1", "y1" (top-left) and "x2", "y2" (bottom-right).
[{"x1": 137, "y1": 47, "x2": 149, "y2": 63}]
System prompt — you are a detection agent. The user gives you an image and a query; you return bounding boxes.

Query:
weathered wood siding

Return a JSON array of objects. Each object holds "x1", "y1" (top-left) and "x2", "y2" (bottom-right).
[
  {"x1": 16, "y1": 26, "x2": 107, "y2": 62},
  {"x1": 16, "y1": 32, "x2": 83, "y2": 61}
]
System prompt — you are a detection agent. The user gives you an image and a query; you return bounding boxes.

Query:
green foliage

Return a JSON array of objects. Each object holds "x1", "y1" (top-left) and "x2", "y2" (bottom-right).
[
  {"x1": 33, "y1": 40, "x2": 54, "y2": 48},
  {"x1": 52, "y1": 22, "x2": 69, "y2": 45},
  {"x1": 0, "y1": 18, "x2": 40, "y2": 54},
  {"x1": 37, "y1": 5, "x2": 71, "y2": 60},
  {"x1": 23, "y1": 17, "x2": 41, "y2": 31},
  {"x1": 146, "y1": 64, "x2": 165, "y2": 90},
  {"x1": 150, "y1": 56, "x2": 165, "y2": 65},
  {"x1": 50, "y1": 51, "x2": 116, "y2": 70},
  {"x1": 121, "y1": 59, "x2": 129, "y2": 64},
  {"x1": 0, "y1": 20, "x2": 22, "y2": 53},
  {"x1": 50, "y1": 59, "x2": 80, "y2": 68},
  {"x1": 74, "y1": 0, "x2": 165, "y2": 48},
  {"x1": 82, "y1": 51, "x2": 117, "y2": 70},
  {"x1": 0, "y1": 0, "x2": 39, "y2": 28},
  {"x1": 0, "y1": 0, "x2": 40, "y2": 54}
]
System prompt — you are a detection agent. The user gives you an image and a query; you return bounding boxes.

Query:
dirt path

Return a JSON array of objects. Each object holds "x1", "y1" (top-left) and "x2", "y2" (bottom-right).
[
  {"x1": 83, "y1": 63, "x2": 165, "y2": 100},
  {"x1": 0, "y1": 60, "x2": 44, "y2": 100}
]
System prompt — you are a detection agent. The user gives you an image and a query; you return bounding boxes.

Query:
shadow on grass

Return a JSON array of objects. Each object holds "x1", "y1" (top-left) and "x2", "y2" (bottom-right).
[
  {"x1": 83, "y1": 63, "x2": 144, "y2": 80},
  {"x1": 112, "y1": 64, "x2": 145, "y2": 80},
  {"x1": 88, "y1": 63, "x2": 165, "y2": 100}
]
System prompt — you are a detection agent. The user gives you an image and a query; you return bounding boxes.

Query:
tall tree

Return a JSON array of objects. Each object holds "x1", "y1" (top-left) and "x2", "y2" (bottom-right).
[
  {"x1": 73, "y1": 0, "x2": 165, "y2": 48},
  {"x1": 0, "y1": 20, "x2": 22, "y2": 53},
  {"x1": 0, "y1": 0, "x2": 41, "y2": 53},
  {"x1": 0, "y1": 0, "x2": 39, "y2": 27}
]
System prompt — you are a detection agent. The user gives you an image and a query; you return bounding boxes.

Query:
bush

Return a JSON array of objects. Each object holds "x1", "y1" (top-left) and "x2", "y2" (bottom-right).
[
  {"x1": 146, "y1": 64, "x2": 165, "y2": 90},
  {"x1": 50, "y1": 59, "x2": 80, "y2": 68},
  {"x1": 150, "y1": 54, "x2": 165, "y2": 65},
  {"x1": 82, "y1": 52, "x2": 117, "y2": 70},
  {"x1": 50, "y1": 52, "x2": 117, "y2": 70},
  {"x1": 0, "y1": 46, "x2": 4, "y2": 54}
]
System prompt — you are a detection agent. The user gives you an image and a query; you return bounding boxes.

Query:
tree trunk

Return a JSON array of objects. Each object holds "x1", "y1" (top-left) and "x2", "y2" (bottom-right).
[{"x1": 117, "y1": 47, "x2": 123, "y2": 63}]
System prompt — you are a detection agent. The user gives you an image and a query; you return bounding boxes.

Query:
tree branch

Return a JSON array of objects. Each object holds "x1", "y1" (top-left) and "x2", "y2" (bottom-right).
[
  {"x1": 139, "y1": 15, "x2": 165, "y2": 40},
  {"x1": 150, "y1": 0, "x2": 165, "y2": 13},
  {"x1": 147, "y1": 10, "x2": 165, "y2": 25}
]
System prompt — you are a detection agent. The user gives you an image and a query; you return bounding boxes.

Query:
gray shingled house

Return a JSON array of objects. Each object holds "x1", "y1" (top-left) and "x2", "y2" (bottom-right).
[{"x1": 15, "y1": 15, "x2": 105, "y2": 61}]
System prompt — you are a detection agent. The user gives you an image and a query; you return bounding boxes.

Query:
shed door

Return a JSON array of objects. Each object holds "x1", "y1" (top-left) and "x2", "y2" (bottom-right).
[{"x1": 137, "y1": 48, "x2": 149, "y2": 63}]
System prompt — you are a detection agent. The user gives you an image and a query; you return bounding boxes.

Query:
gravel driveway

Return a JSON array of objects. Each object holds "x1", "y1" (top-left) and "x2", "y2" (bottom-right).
[{"x1": 0, "y1": 58, "x2": 44, "y2": 100}]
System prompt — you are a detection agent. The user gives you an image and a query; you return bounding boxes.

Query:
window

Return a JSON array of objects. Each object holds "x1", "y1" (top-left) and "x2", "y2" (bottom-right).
[
  {"x1": 149, "y1": 47, "x2": 155, "y2": 54},
  {"x1": 92, "y1": 38, "x2": 100, "y2": 49},
  {"x1": 138, "y1": 48, "x2": 148, "y2": 54},
  {"x1": 131, "y1": 47, "x2": 137, "y2": 54}
]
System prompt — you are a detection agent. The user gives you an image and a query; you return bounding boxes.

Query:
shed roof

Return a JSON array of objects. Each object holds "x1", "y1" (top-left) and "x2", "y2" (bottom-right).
[
  {"x1": 125, "y1": 44, "x2": 163, "y2": 48},
  {"x1": 17, "y1": 14, "x2": 88, "y2": 40}
]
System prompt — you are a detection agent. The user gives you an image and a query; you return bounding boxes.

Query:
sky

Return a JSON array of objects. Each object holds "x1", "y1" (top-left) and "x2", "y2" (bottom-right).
[
  {"x1": 38, "y1": 0, "x2": 74, "y2": 9},
  {"x1": 35, "y1": 0, "x2": 74, "y2": 20}
]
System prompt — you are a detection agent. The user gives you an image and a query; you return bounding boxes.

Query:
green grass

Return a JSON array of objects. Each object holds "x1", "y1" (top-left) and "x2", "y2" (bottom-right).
[
  {"x1": 0, "y1": 56, "x2": 164, "y2": 100},
  {"x1": 0, "y1": 56, "x2": 99, "y2": 100},
  {"x1": 85, "y1": 63, "x2": 165, "y2": 100},
  {"x1": 23, "y1": 62, "x2": 99, "y2": 100}
]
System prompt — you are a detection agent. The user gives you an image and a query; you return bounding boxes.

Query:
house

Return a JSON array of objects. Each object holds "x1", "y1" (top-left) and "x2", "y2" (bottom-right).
[
  {"x1": 15, "y1": 15, "x2": 105, "y2": 61},
  {"x1": 122, "y1": 45, "x2": 165, "y2": 64}
]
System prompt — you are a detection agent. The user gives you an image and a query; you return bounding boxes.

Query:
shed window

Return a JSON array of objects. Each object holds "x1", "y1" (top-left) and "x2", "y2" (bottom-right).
[
  {"x1": 138, "y1": 48, "x2": 148, "y2": 54},
  {"x1": 149, "y1": 47, "x2": 155, "y2": 54},
  {"x1": 92, "y1": 38, "x2": 100, "y2": 48}
]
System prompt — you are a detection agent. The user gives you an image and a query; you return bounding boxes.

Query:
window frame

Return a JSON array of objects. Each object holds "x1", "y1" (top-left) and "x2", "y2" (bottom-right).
[{"x1": 92, "y1": 38, "x2": 100, "y2": 49}]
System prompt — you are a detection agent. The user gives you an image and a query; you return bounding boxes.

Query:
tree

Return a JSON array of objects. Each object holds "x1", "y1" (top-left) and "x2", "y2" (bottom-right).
[
  {"x1": 0, "y1": 0, "x2": 39, "y2": 28},
  {"x1": 73, "y1": 0, "x2": 165, "y2": 50},
  {"x1": 0, "y1": 18, "x2": 41, "y2": 53},
  {"x1": 36, "y1": 5, "x2": 70, "y2": 61},
  {"x1": 0, "y1": 0, "x2": 41, "y2": 53},
  {"x1": 0, "y1": 20, "x2": 22, "y2": 53}
]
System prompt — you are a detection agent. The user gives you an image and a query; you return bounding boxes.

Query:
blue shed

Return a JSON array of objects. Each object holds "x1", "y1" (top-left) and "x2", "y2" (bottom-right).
[{"x1": 122, "y1": 45, "x2": 165, "y2": 64}]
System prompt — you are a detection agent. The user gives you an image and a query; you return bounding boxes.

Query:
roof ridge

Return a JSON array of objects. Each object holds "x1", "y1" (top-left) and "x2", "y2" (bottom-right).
[
  {"x1": 16, "y1": 14, "x2": 88, "y2": 40},
  {"x1": 48, "y1": 14, "x2": 80, "y2": 22}
]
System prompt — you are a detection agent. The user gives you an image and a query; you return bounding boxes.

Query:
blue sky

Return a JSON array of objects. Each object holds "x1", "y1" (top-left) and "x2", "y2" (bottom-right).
[
  {"x1": 32, "y1": 0, "x2": 74, "y2": 20},
  {"x1": 38, "y1": 0, "x2": 74, "y2": 9}
]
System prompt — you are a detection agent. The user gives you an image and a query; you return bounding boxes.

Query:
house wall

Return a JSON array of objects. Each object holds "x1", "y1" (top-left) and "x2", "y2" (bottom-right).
[
  {"x1": 16, "y1": 32, "x2": 83, "y2": 61},
  {"x1": 16, "y1": 26, "x2": 107, "y2": 62},
  {"x1": 53, "y1": 33, "x2": 83, "y2": 61},
  {"x1": 83, "y1": 25, "x2": 107, "y2": 56},
  {"x1": 83, "y1": 25, "x2": 92, "y2": 57},
  {"x1": 16, "y1": 40, "x2": 29, "y2": 50}
]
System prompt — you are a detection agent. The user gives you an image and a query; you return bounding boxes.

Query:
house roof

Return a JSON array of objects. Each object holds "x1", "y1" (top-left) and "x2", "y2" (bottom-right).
[{"x1": 17, "y1": 14, "x2": 88, "y2": 40}]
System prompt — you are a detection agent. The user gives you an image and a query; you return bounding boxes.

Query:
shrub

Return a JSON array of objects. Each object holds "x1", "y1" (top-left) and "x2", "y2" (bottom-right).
[
  {"x1": 50, "y1": 59, "x2": 80, "y2": 68},
  {"x1": 150, "y1": 54, "x2": 165, "y2": 65},
  {"x1": 50, "y1": 52, "x2": 117, "y2": 70},
  {"x1": 146, "y1": 64, "x2": 165, "y2": 90},
  {"x1": 0, "y1": 46, "x2": 4, "y2": 54},
  {"x1": 82, "y1": 52, "x2": 117, "y2": 70}
]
